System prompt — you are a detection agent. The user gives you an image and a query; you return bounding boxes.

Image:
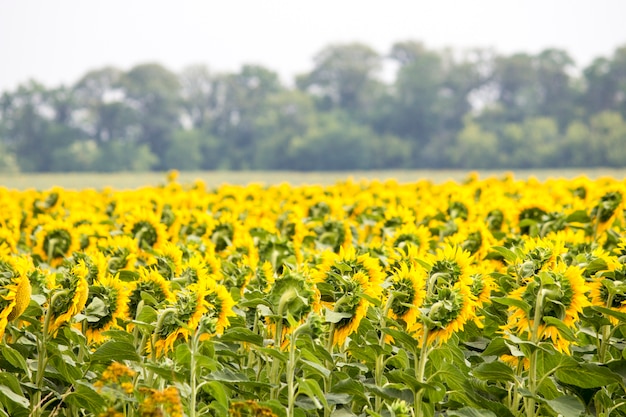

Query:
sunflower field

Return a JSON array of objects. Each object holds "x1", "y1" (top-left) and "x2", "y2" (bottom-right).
[{"x1": 1, "y1": 172, "x2": 626, "y2": 417}]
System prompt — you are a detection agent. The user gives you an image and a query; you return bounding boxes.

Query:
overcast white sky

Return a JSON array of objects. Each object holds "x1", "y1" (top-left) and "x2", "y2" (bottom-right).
[{"x1": 1, "y1": 0, "x2": 625, "y2": 92}]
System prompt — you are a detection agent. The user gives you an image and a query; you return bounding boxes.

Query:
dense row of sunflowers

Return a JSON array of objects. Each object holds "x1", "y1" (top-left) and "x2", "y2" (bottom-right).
[{"x1": 1, "y1": 172, "x2": 626, "y2": 417}]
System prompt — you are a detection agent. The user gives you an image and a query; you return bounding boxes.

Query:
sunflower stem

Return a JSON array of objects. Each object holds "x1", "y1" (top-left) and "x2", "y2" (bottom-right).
[
  {"x1": 375, "y1": 293, "x2": 394, "y2": 414},
  {"x1": 414, "y1": 326, "x2": 430, "y2": 417},
  {"x1": 32, "y1": 289, "x2": 69, "y2": 416},
  {"x1": 188, "y1": 325, "x2": 201, "y2": 417},
  {"x1": 287, "y1": 324, "x2": 304, "y2": 417},
  {"x1": 526, "y1": 287, "x2": 545, "y2": 417}
]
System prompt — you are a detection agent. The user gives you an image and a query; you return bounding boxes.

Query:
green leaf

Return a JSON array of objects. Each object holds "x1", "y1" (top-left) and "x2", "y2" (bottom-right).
[
  {"x1": 1, "y1": 345, "x2": 29, "y2": 375},
  {"x1": 592, "y1": 306, "x2": 626, "y2": 323},
  {"x1": 219, "y1": 327, "x2": 264, "y2": 346},
  {"x1": 175, "y1": 342, "x2": 191, "y2": 366},
  {"x1": 386, "y1": 369, "x2": 422, "y2": 393},
  {"x1": 325, "y1": 308, "x2": 352, "y2": 323},
  {"x1": 482, "y1": 337, "x2": 517, "y2": 357},
  {"x1": 134, "y1": 304, "x2": 157, "y2": 325},
  {"x1": 489, "y1": 246, "x2": 518, "y2": 263},
  {"x1": 544, "y1": 395, "x2": 584, "y2": 417},
  {"x1": 200, "y1": 380, "x2": 230, "y2": 411},
  {"x1": 555, "y1": 363, "x2": 622, "y2": 388},
  {"x1": 91, "y1": 340, "x2": 140, "y2": 363},
  {"x1": 332, "y1": 378, "x2": 368, "y2": 403},
  {"x1": 566, "y1": 210, "x2": 591, "y2": 223},
  {"x1": 65, "y1": 382, "x2": 106, "y2": 415},
  {"x1": 542, "y1": 316, "x2": 577, "y2": 341},
  {"x1": 382, "y1": 327, "x2": 419, "y2": 350},
  {"x1": 0, "y1": 384, "x2": 28, "y2": 409},
  {"x1": 491, "y1": 297, "x2": 531, "y2": 314},
  {"x1": 447, "y1": 407, "x2": 498, "y2": 417},
  {"x1": 297, "y1": 377, "x2": 328, "y2": 410},
  {"x1": 300, "y1": 358, "x2": 331, "y2": 379},
  {"x1": 117, "y1": 270, "x2": 140, "y2": 282},
  {"x1": 472, "y1": 361, "x2": 516, "y2": 383}
]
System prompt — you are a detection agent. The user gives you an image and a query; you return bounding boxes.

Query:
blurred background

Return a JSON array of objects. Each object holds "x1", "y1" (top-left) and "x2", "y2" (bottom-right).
[{"x1": 1, "y1": 0, "x2": 626, "y2": 174}]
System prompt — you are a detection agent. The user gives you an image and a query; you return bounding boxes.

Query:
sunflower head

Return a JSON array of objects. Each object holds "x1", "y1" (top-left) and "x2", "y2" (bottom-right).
[
  {"x1": 504, "y1": 264, "x2": 590, "y2": 353},
  {"x1": 31, "y1": 218, "x2": 80, "y2": 266},
  {"x1": 388, "y1": 263, "x2": 426, "y2": 329},
  {"x1": 127, "y1": 269, "x2": 174, "y2": 320},
  {"x1": 124, "y1": 209, "x2": 168, "y2": 250},
  {"x1": 48, "y1": 260, "x2": 90, "y2": 334},
  {"x1": 591, "y1": 191, "x2": 623, "y2": 224},
  {"x1": 268, "y1": 271, "x2": 315, "y2": 326},
  {"x1": 82, "y1": 274, "x2": 130, "y2": 344},
  {"x1": 421, "y1": 285, "x2": 475, "y2": 345},
  {"x1": 0, "y1": 255, "x2": 34, "y2": 338}
]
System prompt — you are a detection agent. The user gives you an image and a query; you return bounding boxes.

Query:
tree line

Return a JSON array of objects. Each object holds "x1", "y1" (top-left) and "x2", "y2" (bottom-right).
[{"x1": 1, "y1": 41, "x2": 626, "y2": 172}]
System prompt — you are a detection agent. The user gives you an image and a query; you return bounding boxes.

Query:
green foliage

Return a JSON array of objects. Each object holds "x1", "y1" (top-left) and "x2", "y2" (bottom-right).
[{"x1": 1, "y1": 41, "x2": 626, "y2": 172}]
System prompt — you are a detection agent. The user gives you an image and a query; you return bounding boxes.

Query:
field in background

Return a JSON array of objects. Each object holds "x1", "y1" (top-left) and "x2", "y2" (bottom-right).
[{"x1": 1, "y1": 168, "x2": 626, "y2": 190}]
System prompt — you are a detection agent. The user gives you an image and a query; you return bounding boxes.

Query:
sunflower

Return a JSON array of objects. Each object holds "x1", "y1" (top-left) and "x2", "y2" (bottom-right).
[
  {"x1": 387, "y1": 263, "x2": 427, "y2": 330},
  {"x1": 590, "y1": 189, "x2": 624, "y2": 236},
  {"x1": 47, "y1": 260, "x2": 90, "y2": 335},
  {"x1": 589, "y1": 264, "x2": 626, "y2": 325},
  {"x1": 123, "y1": 209, "x2": 168, "y2": 251},
  {"x1": 203, "y1": 281, "x2": 237, "y2": 336},
  {"x1": 420, "y1": 284, "x2": 476, "y2": 346},
  {"x1": 0, "y1": 255, "x2": 33, "y2": 339},
  {"x1": 147, "y1": 241, "x2": 184, "y2": 280},
  {"x1": 179, "y1": 253, "x2": 213, "y2": 287},
  {"x1": 311, "y1": 246, "x2": 385, "y2": 346},
  {"x1": 127, "y1": 268, "x2": 175, "y2": 321},
  {"x1": 386, "y1": 223, "x2": 432, "y2": 256},
  {"x1": 265, "y1": 271, "x2": 315, "y2": 346},
  {"x1": 100, "y1": 235, "x2": 139, "y2": 274},
  {"x1": 152, "y1": 283, "x2": 211, "y2": 357},
  {"x1": 515, "y1": 236, "x2": 567, "y2": 278},
  {"x1": 503, "y1": 263, "x2": 590, "y2": 354},
  {"x1": 425, "y1": 244, "x2": 474, "y2": 290},
  {"x1": 30, "y1": 217, "x2": 81, "y2": 266},
  {"x1": 81, "y1": 273, "x2": 130, "y2": 345},
  {"x1": 511, "y1": 198, "x2": 553, "y2": 236}
]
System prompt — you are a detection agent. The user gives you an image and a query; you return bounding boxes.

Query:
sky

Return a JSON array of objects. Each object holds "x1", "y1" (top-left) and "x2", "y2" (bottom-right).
[{"x1": 1, "y1": 0, "x2": 625, "y2": 93}]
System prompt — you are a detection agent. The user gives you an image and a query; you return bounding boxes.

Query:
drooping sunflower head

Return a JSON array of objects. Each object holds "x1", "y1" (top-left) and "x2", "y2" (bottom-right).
[
  {"x1": 421, "y1": 284, "x2": 475, "y2": 346},
  {"x1": 387, "y1": 223, "x2": 432, "y2": 256},
  {"x1": 147, "y1": 241, "x2": 184, "y2": 280},
  {"x1": 31, "y1": 217, "x2": 80, "y2": 266},
  {"x1": 312, "y1": 246, "x2": 385, "y2": 307},
  {"x1": 82, "y1": 273, "x2": 130, "y2": 345},
  {"x1": 0, "y1": 255, "x2": 34, "y2": 338},
  {"x1": 516, "y1": 236, "x2": 566, "y2": 278},
  {"x1": 100, "y1": 235, "x2": 139, "y2": 274},
  {"x1": 127, "y1": 268, "x2": 175, "y2": 321},
  {"x1": 503, "y1": 263, "x2": 590, "y2": 354},
  {"x1": 267, "y1": 270, "x2": 315, "y2": 326},
  {"x1": 387, "y1": 263, "x2": 427, "y2": 330},
  {"x1": 591, "y1": 190, "x2": 624, "y2": 225},
  {"x1": 426, "y1": 244, "x2": 473, "y2": 290},
  {"x1": 331, "y1": 270, "x2": 371, "y2": 347},
  {"x1": 123, "y1": 209, "x2": 168, "y2": 251},
  {"x1": 48, "y1": 260, "x2": 90, "y2": 335},
  {"x1": 152, "y1": 284, "x2": 210, "y2": 356},
  {"x1": 202, "y1": 282, "x2": 236, "y2": 336},
  {"x1": 179, "y1": 253, "x2": 213, "y2": 287},
  {"x1": 62, "y1": 250, "x2": 108, "y2": 285}
]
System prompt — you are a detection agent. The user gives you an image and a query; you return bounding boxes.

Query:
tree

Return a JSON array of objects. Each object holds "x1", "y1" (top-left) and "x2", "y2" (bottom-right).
[
  {"x1": 120, "y1": 63, "x2": 182, "y2": 169},
  {"x1": 73, "y1": 66, "x2": 136, "y2": 144},
  {"x1": 0, "y1": 81, "x2": 81, "y2": 171},
  {"x1": 179, "y1": 64, "x2": 214, "y2": 130},
  {"x1": 208, "y1": 65, "x2": 283, "y2": 169},
  {"x1": 297, "y1": 43, "x2": 382, "y2": 113}
]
